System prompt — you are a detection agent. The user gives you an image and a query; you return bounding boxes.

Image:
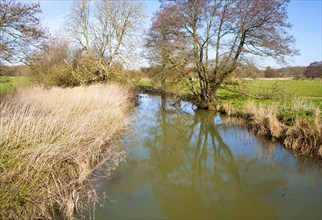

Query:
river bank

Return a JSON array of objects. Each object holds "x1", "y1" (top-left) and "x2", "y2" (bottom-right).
[
  {"x1": 0, "y1": 84, "x2": 132, "y2": 219},
  {"x1": 136, "y1": 85, "x2": 322, "y2": 160}
]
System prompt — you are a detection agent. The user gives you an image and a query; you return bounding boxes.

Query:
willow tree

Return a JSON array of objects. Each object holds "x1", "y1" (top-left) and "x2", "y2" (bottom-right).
[
  {"x1": 64, "y1": 0, "x2": 144, "y2": 82},
  {"x1": 153, "y1": 0, "x2": 298, "y2": 108}
]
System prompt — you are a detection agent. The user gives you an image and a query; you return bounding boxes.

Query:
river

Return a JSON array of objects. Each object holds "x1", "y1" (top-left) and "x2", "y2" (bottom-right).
[{"x1": 91, "y1": 94, "x2": 321, "y2": 219}]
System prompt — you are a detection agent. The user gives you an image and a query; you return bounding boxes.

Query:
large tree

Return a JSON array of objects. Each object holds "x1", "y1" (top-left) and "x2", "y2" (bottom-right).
[
  {"x1": 0, "y1": 0, "x2": 46, "y2": 64},
  {"x1": 64, "y1": 0, "x2": 144, "y2": 81},
  {"x1": 151, "y1": 0, "x2": 298, "y2": 108}
]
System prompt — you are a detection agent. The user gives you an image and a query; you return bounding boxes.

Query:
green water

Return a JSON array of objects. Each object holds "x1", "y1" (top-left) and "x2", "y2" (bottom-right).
[{"x1": 93, "y1": 95, "x2": 321, "y2": 220}]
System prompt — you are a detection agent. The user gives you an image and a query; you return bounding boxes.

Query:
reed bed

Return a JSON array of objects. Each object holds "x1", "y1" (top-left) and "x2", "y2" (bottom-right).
[{"x1": 0, "y1": 84, "x2": 131, "y2": 219}]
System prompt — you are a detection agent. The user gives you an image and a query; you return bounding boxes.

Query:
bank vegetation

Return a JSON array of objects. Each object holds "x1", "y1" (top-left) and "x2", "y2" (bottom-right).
[
  {"x1": 0, "y1": 84, "x2": 131, "y2": 219},
  {"x1": 239, "y1": 102, "x2": 321, "y2": 159},
  {"x1": 0, "y1": 1, "x2": 321, "y2": 218},
  {"x1": 136, "y1": 80, "x2": 322, "y2": 160}
]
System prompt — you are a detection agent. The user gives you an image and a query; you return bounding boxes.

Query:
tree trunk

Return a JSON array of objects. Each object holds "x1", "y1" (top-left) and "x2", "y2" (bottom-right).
[{"x1": 196, "y1": 81, "x2": 221, "y2": 110}]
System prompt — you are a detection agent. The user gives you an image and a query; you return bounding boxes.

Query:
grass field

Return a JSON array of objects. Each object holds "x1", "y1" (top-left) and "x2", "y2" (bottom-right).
[
  {"x1": 136, "y1": 78, "x2": 321, "y2": 102},
  {"x1": 217, "y1": 79, "x2": 321, "y2": 108},
  {"x1": 238, "y1": 79, "x2": 321, "y2": 97},
  {"x1": 0, "y1": 77, "x2": 33, "y2": 93}
]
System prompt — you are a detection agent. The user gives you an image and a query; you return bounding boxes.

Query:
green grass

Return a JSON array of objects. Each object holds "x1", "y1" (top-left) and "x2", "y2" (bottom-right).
[
  {"x1": 218, "y1": 80, "x2": 321, "y2": 102},
  {"x1": 0, "y1": 77, "x2": 33, "y2": 94},
  {"x1": 238, "y1": 80, "x2": 322, "y2": 97},
  {"x1": 218, "y1": 79, "x2": 322, "y2": 124},
  {"x1": 135, "y1": 80, "x2": 154, "y2": 88},
  {"x1": 134, "y1": 78, "x2": 321, "y2": 101}
]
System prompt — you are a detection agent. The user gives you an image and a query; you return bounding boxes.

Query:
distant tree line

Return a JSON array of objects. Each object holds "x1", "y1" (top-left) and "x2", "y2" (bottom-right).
[
  {"x1": 303, "y1": 61, "x2": 322, "y2": 79},
  {"x1": 261, "y1": 62, "x2": 321, "y2": 79}
]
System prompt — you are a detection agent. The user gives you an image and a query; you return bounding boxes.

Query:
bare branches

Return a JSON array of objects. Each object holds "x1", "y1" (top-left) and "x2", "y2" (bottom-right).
[
  {"x1": 0, "y1": 0, "x2": 47, "y2": 64},
  {"x1": 145, "y1": 4, "x2": 193, "y2": 90},
  {"x1": 64, "y1": 0, "x2": 144, "y2": 79}
]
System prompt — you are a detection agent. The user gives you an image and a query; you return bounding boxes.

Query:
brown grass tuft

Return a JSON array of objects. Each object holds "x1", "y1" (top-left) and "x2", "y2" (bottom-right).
[
  {"x1": 0, "y1": 84, "x2": 130, "y2": 219},
  {"x1": 218, "y1": 101, "x2": 234, "y2": 116},
  {"x1": 242, "y1": 102, "x2": 284, "y2": 139},
  {"x1": 284, "y1": 109, "x2": 322, "y2": 158},
  {"x1": 241, "y1": 101, "x2": 322, "y2": 159}
]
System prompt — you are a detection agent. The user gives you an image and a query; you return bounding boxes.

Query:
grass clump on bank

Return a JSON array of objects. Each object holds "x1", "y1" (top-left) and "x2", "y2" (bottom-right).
[
  {"x1": 0, "y1": 84, "x2": 130, "y2": 219},
  {"x1": 239, "y1": 102, "x2": 322, "y2": 158}
]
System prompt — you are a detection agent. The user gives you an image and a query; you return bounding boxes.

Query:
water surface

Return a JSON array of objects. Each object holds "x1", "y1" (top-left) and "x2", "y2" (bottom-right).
[{"x1": 93, "y1": 95, "x2": 321, "y2": 219}]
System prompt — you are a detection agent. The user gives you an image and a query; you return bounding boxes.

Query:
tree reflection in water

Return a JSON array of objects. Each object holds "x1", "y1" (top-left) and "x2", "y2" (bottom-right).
[
  {"x1": 94, "y1": 95, "x2": 321, "y2": 220},
  {"x1": 116, "y1": 96, "x2": 287, "y2": 219}
]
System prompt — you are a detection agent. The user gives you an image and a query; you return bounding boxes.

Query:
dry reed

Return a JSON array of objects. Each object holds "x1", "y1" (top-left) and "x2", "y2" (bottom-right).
[
  {"x1": 0, "y1": 84, "x2": 131, "y2": 219},
  {"x1": 242, "y1": 102, "x2": 284, "y2": 140},
  {"x1": 284, "y1": 108, "x2": 322, "y2": 157},
  {"x1": 241, "y1": 101, "x2": 322, "y2": 159}
]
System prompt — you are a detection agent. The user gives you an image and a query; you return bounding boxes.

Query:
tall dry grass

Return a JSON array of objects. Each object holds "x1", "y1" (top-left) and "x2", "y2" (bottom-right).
[
  {"x1": 0, "y1": 84, "x2": 131, "y2": 219},
  {"x1": 241, "y1": 101, "x2": 322, "y2": 159},
  {"x1": 284, "y1": 108, "x2": 322, "y2": 157},
  {"x1": 242, "y1": 102, "x2": 284, "y2": 140}
]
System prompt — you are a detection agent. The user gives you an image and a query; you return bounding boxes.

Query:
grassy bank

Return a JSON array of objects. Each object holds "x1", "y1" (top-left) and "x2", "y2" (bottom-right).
[
  {"x1": 217, "y1": 79, "x2": 322, "y2": 114},
  {"x1": 134, "y1": 79, "x2": 322, "y2": 159},
  {"x1": 238, "y1": 102, "x2": 321, "y2": 158},
  {"x1": 0, "y1": 84, "x2": 131, "y2": 219}
]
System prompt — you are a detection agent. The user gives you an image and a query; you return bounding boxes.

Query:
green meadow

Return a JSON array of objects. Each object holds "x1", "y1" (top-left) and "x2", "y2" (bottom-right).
[
  {"x1": 218, "y1": 79, "x2": 321, "y2": 105},
  {"x1": 0, "y1": 77, "x2": 33, "y2": 94}
]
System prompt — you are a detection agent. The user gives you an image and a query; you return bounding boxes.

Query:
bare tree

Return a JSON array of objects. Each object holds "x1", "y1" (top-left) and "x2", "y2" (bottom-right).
[
  {"x1": 64, "y1": 0, "x2": 144, "y2": 81},
  {"x1": 154, "y1": 0, "x2": 298, "y2": 108},
  {"x1": 0, "y1": 0, "x2": 46, "y2": 64}
]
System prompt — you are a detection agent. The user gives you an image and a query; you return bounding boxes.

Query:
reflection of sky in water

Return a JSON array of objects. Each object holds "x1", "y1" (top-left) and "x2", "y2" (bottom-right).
[
  {"x1": 218, "y1": 128, "x2": 299, "y2": 168},
  {"x1": 179, "y1": 100, "x2": 197, "y2": 115}
]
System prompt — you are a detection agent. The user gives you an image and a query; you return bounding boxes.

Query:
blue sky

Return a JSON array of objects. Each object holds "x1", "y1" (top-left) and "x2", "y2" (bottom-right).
[
  {"x1": 287, "y1": 0, "x2": 322, "y2": 67},
  {"x1": 32, "y1": 0, "x2": 321, "y2": 68}
]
